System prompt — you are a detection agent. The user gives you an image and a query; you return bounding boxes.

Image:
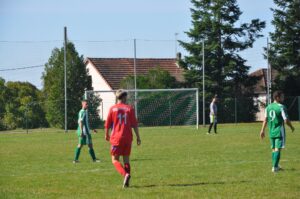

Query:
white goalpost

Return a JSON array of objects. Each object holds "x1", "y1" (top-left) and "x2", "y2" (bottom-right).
[{"x1": 85, "y1": 88, "x2": 199, "y2": 129}]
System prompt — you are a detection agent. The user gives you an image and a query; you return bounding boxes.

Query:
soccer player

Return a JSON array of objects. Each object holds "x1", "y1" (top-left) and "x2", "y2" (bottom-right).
[
  {"x1": 260, "y1": 91, "x2": 295, "y2": 172},
  {"x1": 105, "y1": 89, "x2": 141, "y2": 188},
  {"x1": 208, "y1": 95, "x2": 218, "y2": 134},
  {"x1": 73, "y1": 100, "x2": 100, "y2": 163}
]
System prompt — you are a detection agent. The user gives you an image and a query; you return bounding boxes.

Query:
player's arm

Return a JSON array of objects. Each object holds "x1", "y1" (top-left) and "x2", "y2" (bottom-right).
[
  {"x1": 131, "y1": 108, "x2": 141, "y2": 145},
  {"x1": 285, "y1": 119, "x2": 295, "y2": 132},
  {"x1": 105, "y1": 127, "x2": 110, "y2": 141},
  {"x1": 282, "y1": 107, "x2": 295, "y2": 132},
  {"x1": 133, "y1": 127, "x2": 141, "y2": 146},
  {"x1": 260, "y1": 117, "x2": 267, "y2": 139},
  {"x1": 104, "y1": 109, "x2": 112, "y2": 141},
  {"x1": 78, "y1": 112, "x2": 84, "y2": 137},
  {"x1": 260, "y1": 109, "x2": 268, "y2": 139}
]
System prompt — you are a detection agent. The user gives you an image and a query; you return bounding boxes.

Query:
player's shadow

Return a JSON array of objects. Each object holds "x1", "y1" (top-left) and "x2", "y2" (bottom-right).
[
  {"x1": 168, "y1": 180, "x2": 249, "y2": 187},
  {"x1": 131, "y1": 180, "x2": 249, "y2": 188}
]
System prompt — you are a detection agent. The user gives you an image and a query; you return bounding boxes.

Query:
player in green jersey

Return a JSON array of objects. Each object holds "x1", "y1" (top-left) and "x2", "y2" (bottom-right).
[
  {"x1": 260, "y1": 91, "x2": 295, "y2": 172},
  {"x1": 73, "y1": 100, "x2": 100, "y2": 163}
]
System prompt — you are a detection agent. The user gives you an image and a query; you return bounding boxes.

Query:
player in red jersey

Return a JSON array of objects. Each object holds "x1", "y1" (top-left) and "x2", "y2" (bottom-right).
[{"x1": 105, "y1": 89, "x2": 141, "y2": 188}]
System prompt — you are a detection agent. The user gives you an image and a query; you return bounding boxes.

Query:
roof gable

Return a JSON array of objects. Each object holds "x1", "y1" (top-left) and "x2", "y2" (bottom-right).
[{"x1": 86, "y1": 58, "x2": 184, "y2": 90}]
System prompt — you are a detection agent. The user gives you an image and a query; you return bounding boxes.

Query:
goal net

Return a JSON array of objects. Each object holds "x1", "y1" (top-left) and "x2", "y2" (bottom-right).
[{"x1": 85, "y1": 88, "x2": 199, "y2": 129}]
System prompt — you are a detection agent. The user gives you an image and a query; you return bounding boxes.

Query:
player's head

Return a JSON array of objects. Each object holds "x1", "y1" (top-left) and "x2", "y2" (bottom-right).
[
  {"x1": 81, "y1": 100, "x2": 88, "y2": 109},
  {"x1": 273, "y1": 91, "x2": 284, "y2": 103},
  {"x1": 212, "y1": 94, "x2": 218, "y2": 102},
  {"x1": 116, "y1": 89, "x2": 128, "y2": 103}
]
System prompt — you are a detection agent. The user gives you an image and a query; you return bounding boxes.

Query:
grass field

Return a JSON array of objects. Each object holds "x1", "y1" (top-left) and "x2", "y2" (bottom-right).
[{"x1": 1, "y1": 123, "x2": 300, "y2": 199}]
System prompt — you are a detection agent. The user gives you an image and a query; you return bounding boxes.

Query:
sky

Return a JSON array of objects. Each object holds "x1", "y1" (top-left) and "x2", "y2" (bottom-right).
[{"x1": 0, "y1": 0, "x2": 275, "y2": 89}]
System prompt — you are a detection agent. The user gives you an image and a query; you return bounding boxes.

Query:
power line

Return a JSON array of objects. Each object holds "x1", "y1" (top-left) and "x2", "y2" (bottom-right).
[
  {"x1": 0, "y1": 64, "x2": 44, "y2": 71},
  {"x1": 0, "y1": 40, "x2": 62, "y2": 43}
]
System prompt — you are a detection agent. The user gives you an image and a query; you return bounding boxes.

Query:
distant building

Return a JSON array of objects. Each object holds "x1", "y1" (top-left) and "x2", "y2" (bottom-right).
[
  {"x1": 85, "y1": 57, "x2": 184, "y2": 120},
  {"x1": 250, "y1": 68, "x2": 278, "y2": 121}
]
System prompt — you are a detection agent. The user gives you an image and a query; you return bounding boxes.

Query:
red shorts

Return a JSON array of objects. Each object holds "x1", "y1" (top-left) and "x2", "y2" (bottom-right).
[{"x1": 110, "y1": 142, "x2": 132, "y2": 156}]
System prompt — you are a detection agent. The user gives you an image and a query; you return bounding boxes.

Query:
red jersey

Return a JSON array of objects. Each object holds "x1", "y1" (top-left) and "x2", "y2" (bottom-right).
[{"x1": 105, "y1": 103, "x2": 138, "y2": 145}]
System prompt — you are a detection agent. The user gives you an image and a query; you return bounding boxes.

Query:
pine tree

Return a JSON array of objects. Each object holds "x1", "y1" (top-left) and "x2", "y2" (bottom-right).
[
  {"x1": 179, "y1": 0, "x2": 265, "y2": 122},
  {"x1": 42, "y1": 42, "x2": 92, "y2": 129},
  {"x1": 269, "y1": 0, "x2": 300, "y2": 95}
]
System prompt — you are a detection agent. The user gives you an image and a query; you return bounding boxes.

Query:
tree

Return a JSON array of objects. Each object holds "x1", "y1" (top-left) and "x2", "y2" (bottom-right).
[
  {"x1": 2, "y1": 81, "x2": 47, "y2": 129},
  {"x1": 179, "y1": 0, "x2": 265, "y2": 122},
  {"x1": 0, "y1": 77, "x2": 7, "y2": 130},
  {"x1": 268, "y1": 0, "x2": 300, "y2": 96},
  {"x1": 42, "y1": 42, "x2": 92, "y2": 129},
  {"x1": 120, "y1": 67, "x2": 180, "y2": 89}
]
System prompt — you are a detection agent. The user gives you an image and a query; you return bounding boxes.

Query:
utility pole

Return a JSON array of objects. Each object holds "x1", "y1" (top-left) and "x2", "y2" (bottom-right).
[
  {"x1": 202, "y1": 40, "x2": 205, "y2": 127},
  {"x1": 133, "y1": 39, "x2": 138, "y2": 118},
  {"x1": 267, "y1": 37, "x2": 272, "y2": 104},
  {"x1": 64, "y1": 27, "x2": 68, "y2": 133},
  {"x1": 175, "y1": 33, "x2": 179, "y2": 57}
]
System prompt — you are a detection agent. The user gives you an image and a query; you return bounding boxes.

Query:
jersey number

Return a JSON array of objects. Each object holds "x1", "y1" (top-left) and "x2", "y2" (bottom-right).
[
  {"x1": 269, "y1": 110, "x2": 276, "y2": 121},
  {"x1": 118, "y1": 113, "x2": 127, "y2": 125}
]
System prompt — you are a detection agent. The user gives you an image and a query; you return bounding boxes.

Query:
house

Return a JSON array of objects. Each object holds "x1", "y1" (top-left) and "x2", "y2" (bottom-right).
[
  {"x1": 85, "y1": 57, "x2": 184, "y2": 120},
  {"x1": 250, "y1": 68, "x2": 278, "y2": 121}
]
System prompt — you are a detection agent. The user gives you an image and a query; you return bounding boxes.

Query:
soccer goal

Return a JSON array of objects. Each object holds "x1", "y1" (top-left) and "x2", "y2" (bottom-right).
[{"x1": 85, "y1": 88, "x2": 199, "y2": 129}]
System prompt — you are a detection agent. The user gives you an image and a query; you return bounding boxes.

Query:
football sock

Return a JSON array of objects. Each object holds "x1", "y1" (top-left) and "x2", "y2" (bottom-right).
[
  {"x1": 272, "y1": 151, "x2": 276, "y2": 167},
  {"x1": 113, "y1": 161, "x2": 126, "y2": 176},
  {"x1": 74, "y1": 147, "x2": 81, "y2": 160},
  {"x1": 89, "y1": 148, "x2": 96, "y2": 160},
  {"x1": 214, "y1": 123, "x2": 217, "y2": 133},
  {"x1": 124, "y1": 163, "x2": 131, "y2": 174},
  {"x1": 274, "y1": 151, "x2": 280, "y2": 168},
  {"x1": 208, "y1": 123, "x2": 213, "y2": 133}
]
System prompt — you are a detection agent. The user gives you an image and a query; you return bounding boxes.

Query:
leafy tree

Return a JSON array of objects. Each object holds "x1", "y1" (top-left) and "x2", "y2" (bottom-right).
[
  {"x1": 268, "y1": 0, "x2": 300, "y2": 96},
  {"x1": 0, "y1": 77, "x2": 7, "y2": 130},
  {"x1": 2, "y1": 81, "x2": 47, "y2": 129},
  {"x1": 120, "y1": 67, "x2": 180, "y2": 89},
  {"x1": 179, "y1": 0, "x2": 265, "y2": 122},
  {"x1": 42, "y1": 42, "x2": 93, "y2": 129}
]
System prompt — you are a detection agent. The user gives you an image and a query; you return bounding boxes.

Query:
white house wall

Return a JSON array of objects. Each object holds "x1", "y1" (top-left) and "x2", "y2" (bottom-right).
[{"x1": 86, "y1": 62, "x2": 116, "y2": 121}]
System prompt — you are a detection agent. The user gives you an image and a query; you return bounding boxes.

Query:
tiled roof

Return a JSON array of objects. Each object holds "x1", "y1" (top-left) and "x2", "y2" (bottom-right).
[
  {"x1": 250, "y1": 68, "x2": 278, "y2": 94},
  {"x1": 86, "y1": 58, "x2": 184, "y2": 90}
]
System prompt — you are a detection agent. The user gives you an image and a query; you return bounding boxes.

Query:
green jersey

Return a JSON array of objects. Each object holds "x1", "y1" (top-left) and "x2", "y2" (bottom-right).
[
  {"x1": 77, "y1": 109, "x2": 90, "y2": 136},
  {"x1": 265, "y1": 102, "x2": 288, "y2": 138}
]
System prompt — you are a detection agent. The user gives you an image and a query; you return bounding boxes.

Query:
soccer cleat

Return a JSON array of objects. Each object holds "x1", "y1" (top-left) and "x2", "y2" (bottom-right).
[
  {"x1": 73, "y1": 160, "x2": 79, "y2": 164},
  {"x1": 123, "y1": 173, "x2": 131, "y2": 188},
  {"x1": 93, "y1": 159, "x2": 101, "y2": 163},
  {"x1": 272, "y1": 167, "x2": 279, "y2": 173},
  {"x1": 206, "y1": 132, "x2": 210, "y2": 135}
]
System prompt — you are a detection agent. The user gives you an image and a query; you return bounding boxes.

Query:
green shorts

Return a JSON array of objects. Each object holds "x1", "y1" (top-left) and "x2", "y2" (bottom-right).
[
  {"x1": 78, "y1": 134, "x2": 92, "y2": 145},
  {"x1": 270, "y1": 137, "x2": 285, "y2": 149}
]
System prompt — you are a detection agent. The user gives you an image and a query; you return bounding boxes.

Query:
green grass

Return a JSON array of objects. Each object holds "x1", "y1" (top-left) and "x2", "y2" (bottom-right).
[{"x1": 1, "y1": 123, "x2": 300, "y2": 199}]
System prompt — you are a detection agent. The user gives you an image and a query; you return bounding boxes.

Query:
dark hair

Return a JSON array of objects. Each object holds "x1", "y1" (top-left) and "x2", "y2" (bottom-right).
[
  {"x1": 82, "y1": 99, "x2": 88, "y2": 103},
  {"x1": 273, "y1": 91, "x2": 283, "y2": 100},
  {"x1": 117, "y1": 92, "x2": 127, "y2": 100},
  {"x1": 213, "y1": 94, "x2": 218, "y2": 99}
]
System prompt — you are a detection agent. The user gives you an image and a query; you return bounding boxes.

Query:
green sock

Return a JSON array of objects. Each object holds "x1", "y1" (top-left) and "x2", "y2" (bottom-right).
[
  {"x1": 274, "y1": 151, "x2": 280, "y2": 168},
  {"x1": 272, "y1": 152, "x2": 276, "y2": 167},
  {"x1": 74, "y1": 147, "x2": 81, "y2": 161},
  {"x1": 89, "y1": 148, "x2": 96, "y2": 160}
]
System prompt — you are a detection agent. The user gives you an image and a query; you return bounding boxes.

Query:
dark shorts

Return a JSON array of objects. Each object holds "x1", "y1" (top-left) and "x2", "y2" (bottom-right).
[{"x1": 110, "y1": 142, "x2": 132, "y2": 156}]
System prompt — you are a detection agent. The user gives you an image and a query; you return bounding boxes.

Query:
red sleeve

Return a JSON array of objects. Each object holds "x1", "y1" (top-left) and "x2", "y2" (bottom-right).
[
  {"x1": 105, "y1": 108, "x2": 112, "y2": 129},
  {"x1": 130, "y1": 107, "x2": 138, "y2": 127}
]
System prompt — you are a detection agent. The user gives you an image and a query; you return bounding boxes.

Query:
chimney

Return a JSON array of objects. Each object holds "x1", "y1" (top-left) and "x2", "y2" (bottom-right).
[{"x1": 176, "y1": 52, "x2": 181, "y2": 61}]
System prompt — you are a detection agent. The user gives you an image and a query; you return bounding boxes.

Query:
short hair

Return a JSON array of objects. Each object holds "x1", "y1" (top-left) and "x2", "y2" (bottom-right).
[
  {"x1": 115, "y1": 89, "x2": 128, "y2": 100},
  {"x1": 273, "y1": 91, "x2": 283, "y2": 100},
  {"x1": 82, "y1": 99, "x2": 88, "y2": 103},
  {"x1": 213, "y1": 94, "x2": 218, "y2": 99}
]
